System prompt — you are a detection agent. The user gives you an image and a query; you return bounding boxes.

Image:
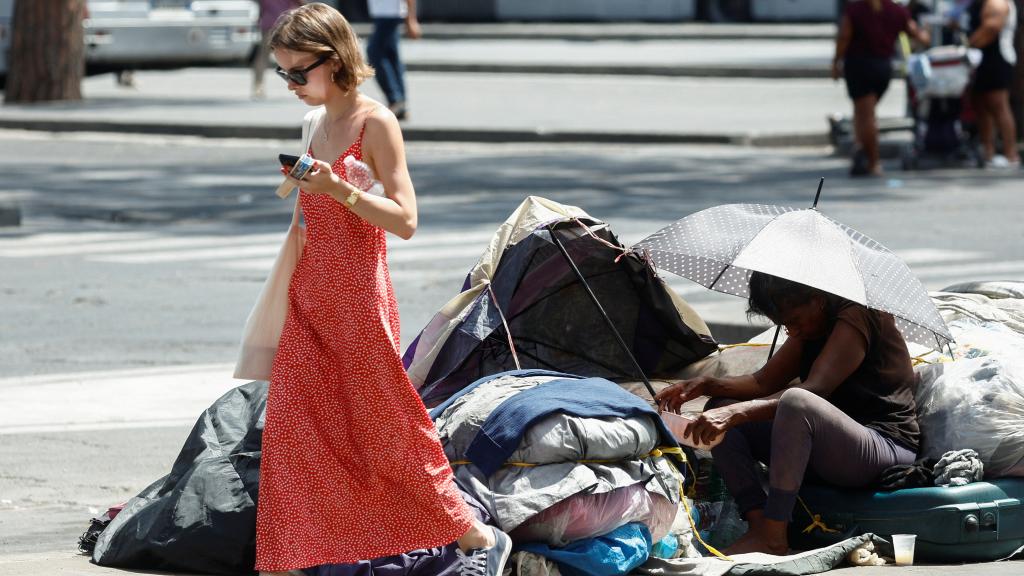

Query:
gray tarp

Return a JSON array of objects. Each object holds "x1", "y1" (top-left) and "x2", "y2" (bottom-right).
[
  {"x1": 634, "y1": 534, "x2": 888, "y2": 576},
  {"x1": 435, "y1": 373, "x2": 680, "y2": 533}
]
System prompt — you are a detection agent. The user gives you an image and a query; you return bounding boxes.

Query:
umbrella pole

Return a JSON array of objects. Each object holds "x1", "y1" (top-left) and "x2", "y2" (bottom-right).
[
  {"x1": 545, "y1": 224, "x2": 659, "y2": 401},
  {"x1": 812, "y1": 177, "x2": 824, "y2": 208},
  {"x1": 768, "y1": 325, "x2": 781, "y2": 359}
]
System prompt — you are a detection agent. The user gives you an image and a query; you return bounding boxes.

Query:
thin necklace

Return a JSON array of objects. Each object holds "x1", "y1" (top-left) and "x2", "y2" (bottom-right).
[
  {"x1": 320, "y1": 114, "x2": 336, "y2": 143},
  {"x1": 321, "y1": 99, "x2": 359, "y2": 143}
]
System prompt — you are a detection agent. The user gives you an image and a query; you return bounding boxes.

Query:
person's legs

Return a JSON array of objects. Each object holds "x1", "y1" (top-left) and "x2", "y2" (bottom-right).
[
  {"x1": 853, "y1": 94, "x2": 881, "y2": 174},
  {"x1": 727, "y1": 388, "x2": 915, "y2": 555},
  {"x1": 383, "y1": 18, "x2": 406, "y2": 108},
  {"x1": 983, "y1": 90, "x2": 1020, "y2": 163},
  {"x1": 367, "y1": 18, "x2": 404, "y2": 106},
  {"x1": 974, "y1": 90, "x2": 996, "y2": 161},
  {"x1": 706, "y1": 398, "x2": 773, "y2": 553},
  {"x1": 709, "y1": 413, "x2": 773, "y2": 517},
  {"x1": 252, "y1": 36, "x2": 272, "y2": 98}
]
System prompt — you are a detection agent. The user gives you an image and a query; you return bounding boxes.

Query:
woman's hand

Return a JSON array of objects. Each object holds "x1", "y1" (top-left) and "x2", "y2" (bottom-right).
[
  {"x1": 683, "y1": 404, "x2": 739, "y2": 446},
  {"x1": 655, "y1": 377, "x2": 711, "y2": 414},
  {"x1": 404, "y1": 16, "x2": 423, "y2": 40},
  {"x1": 282, "y1": 159, "x2": 357, "y2": 200},
  {"x1": 830, "y1": 59, "x2": 842, "y2": 81}
]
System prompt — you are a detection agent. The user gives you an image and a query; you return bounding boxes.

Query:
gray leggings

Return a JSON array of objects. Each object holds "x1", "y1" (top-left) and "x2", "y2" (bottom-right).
[{"x1": 709, "y1": 388, "x2": 916, "y2": 522}]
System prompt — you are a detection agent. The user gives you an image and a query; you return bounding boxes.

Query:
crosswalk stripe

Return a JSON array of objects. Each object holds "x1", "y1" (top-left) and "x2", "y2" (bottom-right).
[
  {"x1": 1, "y1": 230, "x2": 1017, "y2": 292},
  {"x1": 0, "y1": 233, "x2": 285, "y2": 258},
  {"x1": 92, "y1": 243, "x2": 283, "y2": 264},
  {"x1": 0, "y1": 231, "x2": 154, "y2": 248},
  {"x1": 893, "y1": 249, "x2": 985, "y2": 265},
  {"x1": 0, "y1": 363, "x2": 239, "y2": 435},
  {"x1": 913, "y1": 260, "x2": 1024, "y2": 279}
]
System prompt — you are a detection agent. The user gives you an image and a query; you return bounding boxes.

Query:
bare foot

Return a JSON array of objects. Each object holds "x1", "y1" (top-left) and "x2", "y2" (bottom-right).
[
  {"x1": 724, "y1": 510, "x2": 788, "y2": 555},
  {"x1": 724, "y1": 531, "x2": 788, "y2": 555},
  {"x1": 723, "y1": 529, "x2": 757, "y2": 552}
]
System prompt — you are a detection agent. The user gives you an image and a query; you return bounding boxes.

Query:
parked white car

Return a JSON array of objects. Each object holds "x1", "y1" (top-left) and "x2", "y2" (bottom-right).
[{"x1": 0, "y1": 0, "x2": 259, "y2": 85}]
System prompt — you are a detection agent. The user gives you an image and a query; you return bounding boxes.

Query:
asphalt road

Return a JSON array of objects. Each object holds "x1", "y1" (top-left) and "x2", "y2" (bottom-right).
[{"x1": 1, "y1": 130, "x2": 1022, "y2": 572}]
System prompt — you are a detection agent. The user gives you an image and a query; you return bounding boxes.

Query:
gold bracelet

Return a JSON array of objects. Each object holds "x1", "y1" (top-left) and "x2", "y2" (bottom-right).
[{"x1": 343, "y1": 188, "x2": 361, "y2": 209}]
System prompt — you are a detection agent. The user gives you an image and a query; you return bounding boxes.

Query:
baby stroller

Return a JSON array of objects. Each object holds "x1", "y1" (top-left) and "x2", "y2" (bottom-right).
[{"x1": 901, "y1": 41, "x2": 985, "y2": 170}]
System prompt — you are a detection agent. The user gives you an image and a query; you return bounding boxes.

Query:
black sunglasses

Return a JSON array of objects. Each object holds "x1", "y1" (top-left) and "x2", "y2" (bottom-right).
[{"x1": 275, "y1": 54, "x2": 330, "y2": 86}]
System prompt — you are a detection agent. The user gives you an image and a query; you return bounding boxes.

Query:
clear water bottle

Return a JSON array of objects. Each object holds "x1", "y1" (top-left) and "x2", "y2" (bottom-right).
[{"x1": 343, "y1": 155, "x2": 385, "y2": 197}]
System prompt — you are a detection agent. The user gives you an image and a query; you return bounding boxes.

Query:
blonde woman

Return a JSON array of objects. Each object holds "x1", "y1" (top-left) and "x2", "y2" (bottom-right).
[{"x1": 255, "y1": 4, "x2": 510, "y2": 575}]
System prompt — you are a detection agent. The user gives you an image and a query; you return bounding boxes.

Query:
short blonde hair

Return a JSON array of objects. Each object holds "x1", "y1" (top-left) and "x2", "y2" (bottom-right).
[{"x1": 269, "y1": 2, "x2": 374, "y2": 92}]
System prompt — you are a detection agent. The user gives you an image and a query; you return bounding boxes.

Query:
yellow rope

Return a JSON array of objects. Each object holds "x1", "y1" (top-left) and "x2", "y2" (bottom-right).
[
  {"x1": 797, "y1": 495, "x2": 839, "y2": 534},
  {"x1": 449, "y1": 446, "x2": 683, "y2": 468},
  {"x1": 677, "y1": 483, "x2": 733, "y2": 560}
]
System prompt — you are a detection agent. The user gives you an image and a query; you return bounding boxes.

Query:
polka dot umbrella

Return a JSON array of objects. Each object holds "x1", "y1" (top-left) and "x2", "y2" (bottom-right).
[{"x1": 633, "y1": 181, "x2": 953, "y2": 353}]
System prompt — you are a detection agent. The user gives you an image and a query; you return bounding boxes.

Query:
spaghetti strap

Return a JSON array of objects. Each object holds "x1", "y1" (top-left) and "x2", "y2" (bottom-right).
[{"x1": 354, "y1": 105, "x2": 386, "y2": 149}]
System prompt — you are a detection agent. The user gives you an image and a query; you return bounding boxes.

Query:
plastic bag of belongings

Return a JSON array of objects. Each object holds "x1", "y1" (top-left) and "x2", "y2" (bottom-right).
[{"x1": 403, "y1": 195, "x2": 718, "y2": 408}]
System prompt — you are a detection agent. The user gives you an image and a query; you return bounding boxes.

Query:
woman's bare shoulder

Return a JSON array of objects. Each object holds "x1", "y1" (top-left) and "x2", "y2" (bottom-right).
[{"x1": 362, "y1": 105, "x2": 404, "y2": 152}]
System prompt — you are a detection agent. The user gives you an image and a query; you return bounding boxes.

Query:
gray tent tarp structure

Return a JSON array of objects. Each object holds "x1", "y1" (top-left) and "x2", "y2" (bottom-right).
[{"x1": 403, "y1": 196, "x2": 719, "y2": 407}]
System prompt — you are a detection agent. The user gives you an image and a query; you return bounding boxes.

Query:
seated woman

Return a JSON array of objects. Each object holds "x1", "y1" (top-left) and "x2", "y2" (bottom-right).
[{"x1": 655, "y1": 271, "x2": 919, "y2": 555}]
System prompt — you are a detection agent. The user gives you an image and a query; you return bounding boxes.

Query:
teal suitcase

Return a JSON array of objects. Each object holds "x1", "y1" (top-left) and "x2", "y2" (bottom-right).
[{"x1": 789, "y1": 478, "x2": 1024, "y2": 562}]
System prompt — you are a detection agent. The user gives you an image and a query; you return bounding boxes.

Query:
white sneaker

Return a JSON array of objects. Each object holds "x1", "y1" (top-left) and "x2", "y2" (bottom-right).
[{"x1": 986, "y1": 155, "x2": 1021, "y2": 169}]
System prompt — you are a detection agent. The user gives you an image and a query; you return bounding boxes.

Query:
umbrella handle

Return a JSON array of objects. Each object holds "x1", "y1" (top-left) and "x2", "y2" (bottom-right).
[{"x1": 768, "y1": 325, "x2": 782, "y2": 359}]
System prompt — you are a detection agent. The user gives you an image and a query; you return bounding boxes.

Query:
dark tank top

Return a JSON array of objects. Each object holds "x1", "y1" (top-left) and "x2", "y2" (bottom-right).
[{"x1": 798, "y1": 300, "x2": 920, "y2": 452}]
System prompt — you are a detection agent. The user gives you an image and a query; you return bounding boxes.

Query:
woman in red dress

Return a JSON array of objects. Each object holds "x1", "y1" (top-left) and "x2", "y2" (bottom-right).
[{"x1": 256, "y1": 4, "x2": 510, "y2": 575}]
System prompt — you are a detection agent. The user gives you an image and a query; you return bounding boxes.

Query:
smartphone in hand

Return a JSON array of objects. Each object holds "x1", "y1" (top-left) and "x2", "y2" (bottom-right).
[
  {"x1": 275, "y1": 153, "x2": 315, "y2": 199},
  {"x1": 278, "y1": 154, "x2": 301, "y2": 169}
]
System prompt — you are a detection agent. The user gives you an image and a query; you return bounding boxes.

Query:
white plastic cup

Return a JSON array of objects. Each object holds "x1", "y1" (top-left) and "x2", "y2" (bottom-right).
[{"x1": 891, "y1": 534, "x2": 917, "y2": 566}]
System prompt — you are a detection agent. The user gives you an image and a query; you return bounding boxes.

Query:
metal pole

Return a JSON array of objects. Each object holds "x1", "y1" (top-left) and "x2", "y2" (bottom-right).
[{"x1": 545, "y1": 224, "x2": 659, "y2": 400}]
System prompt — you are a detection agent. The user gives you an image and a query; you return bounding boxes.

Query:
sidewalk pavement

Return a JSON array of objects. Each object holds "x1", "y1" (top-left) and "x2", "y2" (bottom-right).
[{"x1": 0, "y1": 67, "x2": 905, "y2": 146}]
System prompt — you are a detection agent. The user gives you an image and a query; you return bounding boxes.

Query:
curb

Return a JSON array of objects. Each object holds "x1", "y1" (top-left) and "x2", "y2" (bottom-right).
[
  {"x1": 0, "y1": 118, "x2": 831, "y2": 147},
  {"x1": 350, "y1": 23, "x2": 837, "y2": 42}
]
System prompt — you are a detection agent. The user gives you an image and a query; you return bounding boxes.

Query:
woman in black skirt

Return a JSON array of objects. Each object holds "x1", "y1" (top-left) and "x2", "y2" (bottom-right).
[
  {"x1": 833, "y1": 0, "x2": 929, "y2": 176},
  {"x1": 968, "y1": 0, "x2": 1020, "y2": 168}
]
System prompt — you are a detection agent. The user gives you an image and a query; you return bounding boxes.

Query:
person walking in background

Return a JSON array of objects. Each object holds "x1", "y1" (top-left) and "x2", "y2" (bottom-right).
[
  {"x1": 833, "y1": 0, "x2": 929, "y2": 176},
  {"x1": 968, "y1": 0, "x2": 1020, "y2": 168},
  {"x1": 253, "y1": 4, "x2": 510, "y2": 575},
  {"x1": 252, "y1": 0, "x2": 305, "y2": 99},
  {"x1": 367, "y1": 0, "x2": 421, "y2": 120}
]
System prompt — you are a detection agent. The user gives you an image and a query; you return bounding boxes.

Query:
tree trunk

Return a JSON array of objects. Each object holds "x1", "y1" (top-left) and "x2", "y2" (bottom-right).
[{"x1": 4, "y1": 0, "x2": 85, "y2": 104}]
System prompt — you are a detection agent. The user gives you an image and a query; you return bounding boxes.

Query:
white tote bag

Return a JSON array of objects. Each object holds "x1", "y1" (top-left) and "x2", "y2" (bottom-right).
[{"x1": 234, "y1": 109, "x2": 323, "y2": 380}]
